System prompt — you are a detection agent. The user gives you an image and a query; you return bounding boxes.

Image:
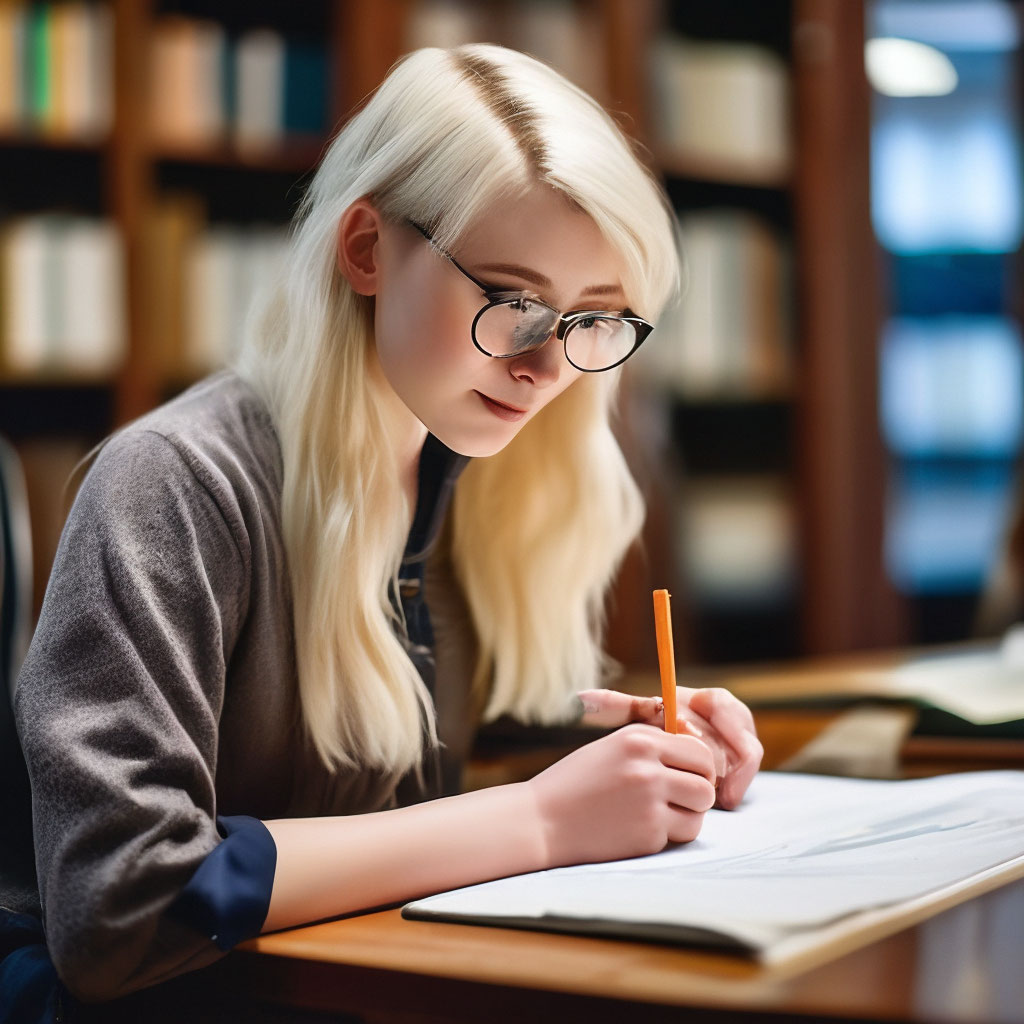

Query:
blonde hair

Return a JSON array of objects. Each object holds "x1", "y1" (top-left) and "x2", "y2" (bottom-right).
[{"x1": 237, "y1": 45, "x2": 679, "y2": 772}]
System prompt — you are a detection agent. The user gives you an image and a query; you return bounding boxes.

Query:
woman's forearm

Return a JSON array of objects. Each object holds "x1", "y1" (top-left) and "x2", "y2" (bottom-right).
[
  {"x1": 262, "y1": 720, "x2": 730, "y2": 935},
  {"x1": 261, "y1": 781, "x2": 547, "y2": 934}
]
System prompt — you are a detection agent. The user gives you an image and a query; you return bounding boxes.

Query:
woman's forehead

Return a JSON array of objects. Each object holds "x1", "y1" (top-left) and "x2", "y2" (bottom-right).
[{"x1": 455, "y1": 190, "x2": 625, "y2": 294}]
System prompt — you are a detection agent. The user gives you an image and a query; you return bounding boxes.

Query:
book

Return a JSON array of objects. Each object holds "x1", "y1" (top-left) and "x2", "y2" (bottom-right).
[
  {"x1": 650, "y1": 35, "x2": 791, "y2": 181},
  {"x1": 404, "y1": 770, "x2": 1024, "y2": 972},
  {"x1": 58, "y1": 217, "x2": 125, "y2": 374},
  {"x1": 0, "y1": 214, "x2": 125, "y2": 376},
  {"x1": 633, "y1": 210, "x2": 792, "y2": 399},
  {"x1": 150, "y1": 15, "x2": 226, "y2": 148},
  {"x1": 725, "y1": 633, "x2": 1024, "y2": 728},
  {"x1": 182, "y1": 223, "x2": 287, "y2": 374},
  {"x1": 233, "y1": 28, "x2": 285, "y2": 152},
  {"x1": 24, "y1": 1, "x2": 51, "y2": 130},
  {"x1": 283, "y1": 36, "x2": 328, "y2": 139},
  {"x1": 49, "y1": 1, "x2": 112, "y2": 141},
  {"x1": 140, "y1": 194, "x2": 206, "y2": 378},
  {"x1": 404, "y1": 0, "x2": 488, "y2": 51},
  {"x1": 0, "y1": 0, "x2": 26, "y2": 134},
  {"x1": 0, "y1": 216, "x2": 53, "y2": 373},
  {"x1": 678, "y1": 474, "x2": 795, "y2": 605}
]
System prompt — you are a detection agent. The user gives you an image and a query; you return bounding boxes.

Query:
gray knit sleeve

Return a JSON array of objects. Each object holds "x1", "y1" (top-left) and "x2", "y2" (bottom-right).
[{"x1": 14, "y1": 428, "x2": 253, "y2": 1002}]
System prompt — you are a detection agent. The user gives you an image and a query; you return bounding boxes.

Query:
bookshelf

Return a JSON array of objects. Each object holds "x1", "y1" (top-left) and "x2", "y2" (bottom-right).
[
  {"x1": 0, "y1": 0, "x2": 903, "y2": 665},
  {"x1": 627, "y1": 0, "x2": 904, "y2": 665}
]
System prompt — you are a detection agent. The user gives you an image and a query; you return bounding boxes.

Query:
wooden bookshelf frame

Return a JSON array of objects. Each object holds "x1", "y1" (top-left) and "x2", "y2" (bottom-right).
[{"x1": 790, "y1": 0, "x2": 905, "y2": 651}]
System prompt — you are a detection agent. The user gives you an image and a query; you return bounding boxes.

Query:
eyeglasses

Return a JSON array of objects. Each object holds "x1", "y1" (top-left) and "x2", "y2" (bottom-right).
[{"x1": 408, "y1": 221, "x2": 653, "y2": 373}]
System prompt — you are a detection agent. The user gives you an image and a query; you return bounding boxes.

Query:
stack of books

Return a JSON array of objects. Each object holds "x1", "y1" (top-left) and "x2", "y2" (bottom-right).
[{"x1": 0, "y1": 0, "x2": 114, "y2": 142}]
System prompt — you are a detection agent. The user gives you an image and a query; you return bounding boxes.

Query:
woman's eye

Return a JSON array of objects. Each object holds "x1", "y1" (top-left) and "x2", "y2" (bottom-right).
[
  {"x1": 510, "y1": 297, "x2": 533, "y2": 313},
  {"x1": 577, "y1": 316, "x2": 598, "y2": 330}
]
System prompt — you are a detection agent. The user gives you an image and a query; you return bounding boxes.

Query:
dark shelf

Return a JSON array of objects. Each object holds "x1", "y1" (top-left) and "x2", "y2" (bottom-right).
[
  {"x1": 671, "y1": 397, "x2": 793, "y2": 476},
  {"x1": 156, "y1": 157, "x2": 315, "y2": 223},
  {"x1": 0, "y1": 383, "x2": 114, "y2": 440},
  {"x1": 155, "y1": 0, "x2": 332, "y2": 36},
  {"x1": 907, "y1": 593, "x2": 982, "y2": 646},
  {"x1": 664, "y1": 174, "x2": 792, "y2": 230},
  {"x1": 153, "y1": 138, "x2": 328, "y2": 175},
  {"x1": 667, "y1": 0, "x2": 793, "y2": 59},
  {"x1": 690, "y1": 600, "x2": 800, "y2": 664},
  {"x1": 0, "y1": 138, "x2": 106, "y2": 215}
]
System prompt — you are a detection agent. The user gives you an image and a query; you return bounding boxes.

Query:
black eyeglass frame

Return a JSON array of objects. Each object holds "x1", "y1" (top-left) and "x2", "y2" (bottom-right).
[{"x1": 407, "y1": 220, "x2": 654, "y2": 373}]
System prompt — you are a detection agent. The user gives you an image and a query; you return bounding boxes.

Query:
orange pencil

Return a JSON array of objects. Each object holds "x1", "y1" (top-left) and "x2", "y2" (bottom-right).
[{"x1": 652, "y1": 589, "x2": 678, "y2": 734}]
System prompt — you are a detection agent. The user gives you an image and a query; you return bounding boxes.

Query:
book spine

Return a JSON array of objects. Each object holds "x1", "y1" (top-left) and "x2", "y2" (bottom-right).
[
  {"x1": 233, "y1": 28, "x2": 285, "y2": 151},
  {"x1": 25, "y1": 1, "x2": 52, "y2": 132},
  {"x1": 0, "y1": 1, "x2": 26, "y2": 133},
  {"x1": 283, "y1": 37, "x2": 327, "y2": 138}
]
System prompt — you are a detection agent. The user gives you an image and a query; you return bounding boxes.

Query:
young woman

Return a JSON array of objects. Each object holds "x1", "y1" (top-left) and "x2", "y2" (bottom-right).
[{"x1": 2, "y1": 44, "x2": 762, "y2": 1016}]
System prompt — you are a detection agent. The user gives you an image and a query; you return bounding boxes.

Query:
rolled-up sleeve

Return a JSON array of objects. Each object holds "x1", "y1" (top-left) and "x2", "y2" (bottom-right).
[
  {"x1": 14, "y1": 429, "x2": 270, "y2": 1002},
  {"x1": 168, "y1": 815, "x2": 276, "y2": 952}
]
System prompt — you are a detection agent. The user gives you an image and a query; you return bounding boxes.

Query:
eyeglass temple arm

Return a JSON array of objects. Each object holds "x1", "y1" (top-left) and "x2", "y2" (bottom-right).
[{"x1": 407, "y1": 219, "x2": 495, "y2": 295}]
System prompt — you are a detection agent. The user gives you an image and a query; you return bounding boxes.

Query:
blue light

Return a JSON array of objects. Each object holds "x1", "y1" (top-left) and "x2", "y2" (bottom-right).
[
  {"x1": 885, "y1": 466, "x2": 1017, "y2": 593},
  {"x1": 880, "y1": 317, "x2": 1024, "y2": 457},
  {"x1": 872, "y1": 110, "x2": 1023, "y2": 253}
]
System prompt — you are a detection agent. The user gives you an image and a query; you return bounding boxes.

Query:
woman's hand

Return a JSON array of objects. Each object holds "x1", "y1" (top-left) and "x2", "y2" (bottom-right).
[
  {"x1": 528, "y1": 724, "x2": 717, "y2": 868},
  {"x1": 577, "y1": 686, "x2": 763, "y2": 810}
]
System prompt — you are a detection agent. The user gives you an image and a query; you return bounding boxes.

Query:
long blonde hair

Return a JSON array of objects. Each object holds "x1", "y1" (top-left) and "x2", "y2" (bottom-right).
[{"x1": 237, "y1": 45, "x2": 680, "y2": 772}]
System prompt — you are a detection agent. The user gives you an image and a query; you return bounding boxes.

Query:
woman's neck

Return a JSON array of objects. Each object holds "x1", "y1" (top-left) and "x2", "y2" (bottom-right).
[{"x1": 367, "y1": 347, "x2": 428, "y2": 520}]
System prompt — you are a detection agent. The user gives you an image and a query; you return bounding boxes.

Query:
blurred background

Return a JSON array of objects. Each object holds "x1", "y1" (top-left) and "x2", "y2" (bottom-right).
[{"x1": 1, "y1": 0, "x2": 1022, "y2": 673}]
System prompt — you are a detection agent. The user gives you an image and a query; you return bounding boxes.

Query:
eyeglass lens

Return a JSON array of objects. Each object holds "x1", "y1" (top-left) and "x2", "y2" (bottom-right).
[{"x1": 474, "y1": 299, "x2": 637, "y2": 372}]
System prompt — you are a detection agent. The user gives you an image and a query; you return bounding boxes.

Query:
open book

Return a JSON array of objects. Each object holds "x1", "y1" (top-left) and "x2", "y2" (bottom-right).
[
  {"x1": 724, "y1": 634, "x2": 1024, "y2": 729},
  {"x1": 404, "y1": 771, "x2": 1024, "y2": 970}
]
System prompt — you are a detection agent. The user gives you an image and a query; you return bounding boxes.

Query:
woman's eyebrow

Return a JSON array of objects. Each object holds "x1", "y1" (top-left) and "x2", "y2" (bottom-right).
[
  {"x1": 579, "y1": 284, "x2": 627, "y2": 299},
  {"x1": 476, "y1": 262, "x2": 550, "y2": 287},
  {"x1": 476, "y1": 262, "x2": 625, "y2": 300}
]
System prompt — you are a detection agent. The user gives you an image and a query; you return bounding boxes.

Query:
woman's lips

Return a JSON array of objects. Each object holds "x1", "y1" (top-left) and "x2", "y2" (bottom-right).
[{"x1": 476, "y1": 392, "x2": 527, "y2": 422}]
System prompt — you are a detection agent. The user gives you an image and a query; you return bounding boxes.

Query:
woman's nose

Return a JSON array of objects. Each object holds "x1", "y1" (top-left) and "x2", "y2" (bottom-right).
[{"x1": 507, "y1": 337, "x2": 562, "y2": 387}]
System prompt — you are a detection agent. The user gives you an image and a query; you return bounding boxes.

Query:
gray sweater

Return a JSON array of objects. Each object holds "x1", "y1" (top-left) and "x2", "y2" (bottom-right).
[{"x1": 10, "y1": 372, "x2": 480, "y2": 1002}]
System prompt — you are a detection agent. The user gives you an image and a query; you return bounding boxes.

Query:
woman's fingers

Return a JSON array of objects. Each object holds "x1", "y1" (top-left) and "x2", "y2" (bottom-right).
[
  {"x1": 649, "y1": 728, "x2": 717, "y2": 786},
  {"x1": 577, "y1": 688, "x2": 662, "y2": 728},
  {"x1": 686, "y1": 686, "x2": 756, "y2": 736},
  {"x1": 677, "y1": 709, "x2": 729, "y2": 779},
  {"x1": 714, "y1": 729, "x2": 764, "y2": 809},
  {"x1": 573, "y1": 687, "x2": 762, "y2": 810},
  {"x1": 529, "y1": 724, "x2": 719, "y2": 866},
  {"x1": 666, "y1": 805, "x2": 708, "y2": 845},
  {"x1": 679, "y1": 687, "x2": 763, "y2": 810}
]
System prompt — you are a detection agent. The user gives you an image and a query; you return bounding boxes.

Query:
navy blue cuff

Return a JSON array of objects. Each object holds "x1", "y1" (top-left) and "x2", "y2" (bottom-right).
[{"x1": 168, "y1": 815, "x2": 277, "y2": 951}]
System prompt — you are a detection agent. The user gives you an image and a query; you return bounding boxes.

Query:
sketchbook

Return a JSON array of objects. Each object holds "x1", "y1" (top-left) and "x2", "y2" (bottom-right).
[{"x1": 404, "y1": 771, "x2": 1024, "y2": 970}]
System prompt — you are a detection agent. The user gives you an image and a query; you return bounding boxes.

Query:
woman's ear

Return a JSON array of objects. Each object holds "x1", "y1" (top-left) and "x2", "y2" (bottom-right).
[{"x1": 337, "y1": 198, "x2": 383, "y2": 296}]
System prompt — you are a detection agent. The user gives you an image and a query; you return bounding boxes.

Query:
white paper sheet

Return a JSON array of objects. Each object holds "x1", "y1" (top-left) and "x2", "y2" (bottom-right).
[{"x1": 405, "y1": 771, "x2": 1024, "y2": 957}]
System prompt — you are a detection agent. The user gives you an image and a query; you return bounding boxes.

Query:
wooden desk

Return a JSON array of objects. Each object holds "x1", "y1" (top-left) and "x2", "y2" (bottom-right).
[{"x1": 226, "y1": 662, "x2": 1024, "y2": 1024}]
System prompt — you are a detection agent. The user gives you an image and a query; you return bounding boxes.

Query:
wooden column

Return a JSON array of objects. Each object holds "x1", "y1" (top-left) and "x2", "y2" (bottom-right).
[
  {"x1": 332, "y1": 0, "x2": 416, "y2": 121},
  {"x1": 791, "y1": 0, "x2": 906, "y2": 652},
  {"x1": 109, "y1": 0, "x2": 158, "y2": 424}
]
